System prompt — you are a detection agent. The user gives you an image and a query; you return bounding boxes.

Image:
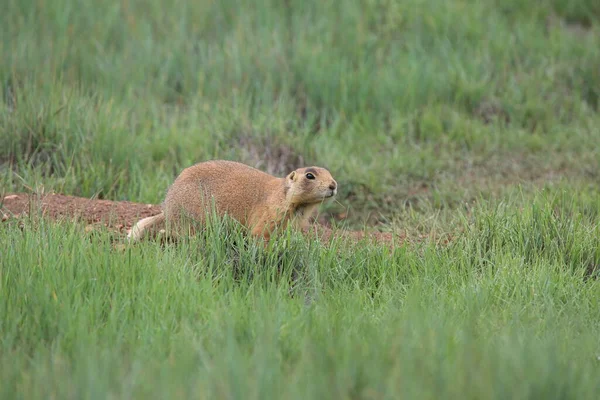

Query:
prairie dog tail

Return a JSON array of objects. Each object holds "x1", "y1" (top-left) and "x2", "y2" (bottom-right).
[{"x1": 127, "y1": 212, "x2": 165, "y2": 241}]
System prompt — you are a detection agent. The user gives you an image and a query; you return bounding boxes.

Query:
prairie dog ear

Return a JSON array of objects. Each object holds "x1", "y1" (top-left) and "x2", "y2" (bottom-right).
[{"x1": 287, "y1": 171, "x2": 297, "y2": 181}]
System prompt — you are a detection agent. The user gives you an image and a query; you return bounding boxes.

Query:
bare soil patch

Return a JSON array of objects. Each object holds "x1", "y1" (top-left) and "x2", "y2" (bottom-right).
[
  {"x1": 1, "y1": 193, "x2": 161, "y2": 233},
  {"x1": 235, "y1": 134, "x2": 306, "y2": 177},
  {"x1": 1, "y1": 192, "x2": 404, "y2": 246}
]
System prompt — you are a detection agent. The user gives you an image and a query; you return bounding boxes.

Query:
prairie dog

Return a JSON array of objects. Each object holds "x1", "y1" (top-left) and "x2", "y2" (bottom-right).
[{"x1": 128, "y1": 160, "x2": 338, "y2": 242}]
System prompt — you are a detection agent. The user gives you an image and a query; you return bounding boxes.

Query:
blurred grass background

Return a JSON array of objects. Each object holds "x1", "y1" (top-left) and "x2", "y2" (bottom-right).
[{"x1": 2, "y1": 0, "x2": 598, "y2": 228}]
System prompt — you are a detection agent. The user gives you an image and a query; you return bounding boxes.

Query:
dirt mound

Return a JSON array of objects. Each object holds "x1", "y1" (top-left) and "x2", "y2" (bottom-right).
[
  {"x1": 1, "y1": 193, "x2": 403, "y2": 246},
  {"x1": 1, "y1": 193, "x2": 161, "y2": 233}
]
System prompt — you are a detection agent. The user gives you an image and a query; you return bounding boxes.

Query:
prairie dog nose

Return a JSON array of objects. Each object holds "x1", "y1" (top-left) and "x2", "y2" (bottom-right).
[{"x1": 329, "y1": 181, "x2": 337, "y2": 191}]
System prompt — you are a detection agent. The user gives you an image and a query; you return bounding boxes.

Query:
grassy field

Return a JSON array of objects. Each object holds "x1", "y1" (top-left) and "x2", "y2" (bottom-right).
[{"x1": 1, "y1": 0, "x2": 600, "y2": 398}]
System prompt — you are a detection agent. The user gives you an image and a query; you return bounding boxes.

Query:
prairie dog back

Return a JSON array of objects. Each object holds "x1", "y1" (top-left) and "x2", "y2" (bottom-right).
[{"x1": 163, "y1": 160, "x2": 279, "y2": 225}]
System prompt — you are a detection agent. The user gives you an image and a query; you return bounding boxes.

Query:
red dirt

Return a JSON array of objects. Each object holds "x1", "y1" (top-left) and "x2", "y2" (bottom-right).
[
  {"x1": 1, "y1": 192, "x2": 161, "y2": 233},
  {"x1": 1, "y1": 192, "x2": 405, "y2": 246}
]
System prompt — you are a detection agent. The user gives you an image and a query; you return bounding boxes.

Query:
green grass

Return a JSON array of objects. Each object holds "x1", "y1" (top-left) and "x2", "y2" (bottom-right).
[
  {"x1": 1, "y1": 0, "x2": 600, "y2": 398},
  {"x1": 2, "y1": 190, "x2": 600, "y2": 399}
]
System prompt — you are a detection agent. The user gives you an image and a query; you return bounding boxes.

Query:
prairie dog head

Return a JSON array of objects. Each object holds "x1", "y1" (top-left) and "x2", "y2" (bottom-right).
[{"x1": 285, "y1": 166, "x2": 338, "y2": 205}]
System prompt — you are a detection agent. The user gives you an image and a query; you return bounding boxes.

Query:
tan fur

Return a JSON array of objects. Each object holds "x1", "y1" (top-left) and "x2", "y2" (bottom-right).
[
  {"x1": 127, "y1": 213, "x2": 165, "y2": 241},
  {"x1": 127, "y1": 160, "x2": 337, "y2": 242}
]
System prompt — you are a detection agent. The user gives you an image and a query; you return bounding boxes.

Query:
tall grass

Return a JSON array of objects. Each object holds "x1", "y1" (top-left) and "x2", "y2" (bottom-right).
[{"x1": 1, "y1": 190, "x2": 599, "y2": 398}]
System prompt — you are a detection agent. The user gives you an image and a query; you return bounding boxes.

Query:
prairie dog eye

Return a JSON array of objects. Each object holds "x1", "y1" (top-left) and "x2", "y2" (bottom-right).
[{"x1": 305, "y1": 173, "x2": 315, "y2": 180}]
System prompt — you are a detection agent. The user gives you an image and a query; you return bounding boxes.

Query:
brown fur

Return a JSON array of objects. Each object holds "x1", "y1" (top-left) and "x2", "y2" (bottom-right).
[{"x1": 127, "y1": 160, "x2": 338, "y2": 241}]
